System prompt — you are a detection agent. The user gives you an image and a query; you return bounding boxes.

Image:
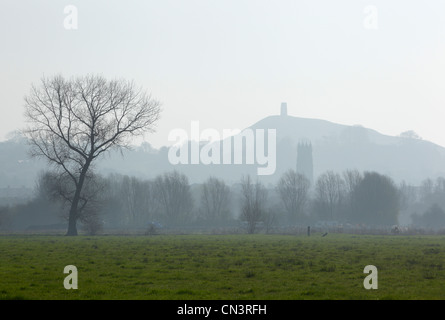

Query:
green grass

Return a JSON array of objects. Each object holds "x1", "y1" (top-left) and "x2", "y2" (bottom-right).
[{"x1": 0, "y1": 233, "x2": 445, "y2": 299}]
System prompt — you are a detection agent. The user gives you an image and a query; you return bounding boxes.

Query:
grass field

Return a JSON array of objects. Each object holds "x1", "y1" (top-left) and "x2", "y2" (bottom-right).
[{"x1": 1, "y1": 233, "x2": 444, "y2": 300}]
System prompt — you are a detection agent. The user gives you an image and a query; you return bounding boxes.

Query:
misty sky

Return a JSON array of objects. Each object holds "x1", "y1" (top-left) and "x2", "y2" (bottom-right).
[{"x1": 1, "y1": 0, "x2": 445, "y2": 149}]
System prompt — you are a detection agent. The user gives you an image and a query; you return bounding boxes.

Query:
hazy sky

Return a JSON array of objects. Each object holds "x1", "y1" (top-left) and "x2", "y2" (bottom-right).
[{"x1": 1, "y1": 0, "x2": 445, "y2": 149}]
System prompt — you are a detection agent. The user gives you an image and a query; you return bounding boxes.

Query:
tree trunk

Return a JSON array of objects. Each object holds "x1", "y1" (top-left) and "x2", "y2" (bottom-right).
[
  {"x1": 66, "y1": 189, "x2": 82, "y2": 236},
  {"x1": 66, "y1": 210, "x2": 78, "y2": 236},
  {"x1": 65, "y1": 160, "x2": 91, "y2": 236}
]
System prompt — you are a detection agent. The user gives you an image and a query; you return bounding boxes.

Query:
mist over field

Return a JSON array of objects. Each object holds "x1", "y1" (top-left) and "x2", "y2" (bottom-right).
[
  {"x1": 1, "y1": 104, "x2": 445, "y2": 235},
  {"x1": 1, "y1": 1, "x2": 445, "y2": 303}
]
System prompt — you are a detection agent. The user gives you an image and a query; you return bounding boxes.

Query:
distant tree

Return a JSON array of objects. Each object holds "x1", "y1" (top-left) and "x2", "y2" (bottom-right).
[
  {"x1": 342, "y1": 170, "x2": 362, "y2": 196},
  {"x1": 411, "y1": 203, "x2": 445, "y2": 229},
  {"x1": 398, "y1": 180, "x2": 416, "y2": 211},
  {"x1": 23, "y1": 75, "x2": 161, "y2": 235},
  {"x1": 153, "y1": 171, "x2": 193, "y2": 224},
  {"x1": 314, "y1": 171, "x2": 345, "y2": 221},
  {"x1": 239, "y1": 175, "x2": 268, "y2": 234},
  {"x1": 353, "y1": 172, "x2": 399, "y2": 225},
  {"x1": 434, "y1": 177, "x2": 445, "y2": 197},
  {"x1": 397, "y1": 180, "x2": 419, "y2": 223},
  {"x1": 420, "y1": 178, "x2": 434, "y2": 202},
  {"x1": 276, "y1": 169, "x2": 310, "y2": 225},
  {"x1": 342, "y1": 170, "x2": 362, "y2": 220},
  {"x1": 418, "y1": 177, "x2": 445, "y2": 210},
  {"x1": 399, "y1": 130, "x2": 422, "y2": 140},
  {"x1": 120, "y1": 175, "x2": 155, "y2": 227},
  {"x1": 0, "y1": 206, "x2": 11, "y2": 229},
  {"x1": 262, "y1": 207, "x2": 277, "y2": 234},
  {"x1": 99, "y1": 173, "x2": 127, "y2": 227},
  {"x1": 200, "y1": 176, "x2": 231, "y2": 223}
]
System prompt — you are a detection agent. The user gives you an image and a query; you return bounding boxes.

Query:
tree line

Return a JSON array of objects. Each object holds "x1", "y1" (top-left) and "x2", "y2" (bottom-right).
[{"x1": 3, "y1": 168, "x2": 445, "y2": 234}]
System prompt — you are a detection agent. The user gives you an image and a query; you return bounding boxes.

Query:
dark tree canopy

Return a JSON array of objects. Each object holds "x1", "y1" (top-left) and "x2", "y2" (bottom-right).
[{"x1": 353, "y1": 172, "x2": 400, "y2": 225}]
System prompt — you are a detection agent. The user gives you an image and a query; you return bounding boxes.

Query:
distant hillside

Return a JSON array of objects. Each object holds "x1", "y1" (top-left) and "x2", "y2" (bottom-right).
[
  {"x1": 159, "y1": 114, "x2": 445, "y2": 185},
  {"x1": 250, "y1": 114, "x2": 445, "y2": 184},
  {"x1": 1, "y1": 114, "x2": 444, "y2": 188},
  {"x1": 0, "y1": 137, "x2": 46, "y2": 188}
]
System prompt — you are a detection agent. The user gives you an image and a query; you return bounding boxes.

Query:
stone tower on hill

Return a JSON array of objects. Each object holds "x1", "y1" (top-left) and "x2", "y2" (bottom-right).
[
  {"x1": 296, "y1": 141, "x2": 313, "y2": 186},
  {"x1": 280, "y1": 102, "x2": 288, "y2": 116}
]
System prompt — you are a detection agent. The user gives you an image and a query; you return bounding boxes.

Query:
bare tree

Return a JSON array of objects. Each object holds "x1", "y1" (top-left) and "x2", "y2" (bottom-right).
[
  {"x1": 262, "y1": 207, "x2": 277, "y2": 234},
  {"x1": 240, "y1": 175, "x2": 268, "y2": 234},
  {"x1": 417, "y1": 177, "x2": 445, "y2": 215},
  {"x1": 33, "y1": 170, "x2": 100, "y2": 233},
  {"x1": 153, "y1": 171, "x2": 193, "y2": 224},
  {"x1": 36, "y1": 169, "x2": 107, "y2": 234},
  {"x1": 200, "y1": 176, "x2": 231, "y2": 223},
  {"x1": 276, "y1": 169, "x2": 310, "y2": 225},
  {"x1": 314, "y1": 171, "x2": 345, "y2": 221},
  {"x1": 398, "y1": 180, "x2": 417, "y2": 211},
  {"x1": 342, "y1": 169, "x2": 362, "y2": 220},
  {"x1": 23, "y1": 74, "x2": 161, "y2": 235},
  {"x1": 0, "y1": 206, "x2": 11, "y2": 230},
  {"x1": 342, "y1": 170, "x2": 362, "y2": 196},
  {"x1": 120, "y1": 175, "x2": 154, "y2": 227},
  {"x1": 421, "y1": 178, "x2": 434, "y2": 200}
]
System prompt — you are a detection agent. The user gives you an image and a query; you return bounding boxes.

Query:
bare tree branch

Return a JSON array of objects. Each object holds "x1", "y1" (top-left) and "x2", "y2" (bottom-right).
[{"x1": 22, "y1": 74, "x2": 161, "y2": 235}]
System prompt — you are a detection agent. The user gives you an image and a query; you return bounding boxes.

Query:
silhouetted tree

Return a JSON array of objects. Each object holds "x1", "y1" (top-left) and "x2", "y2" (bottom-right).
[
  {"x1": 36, "y1": 170, "x2": 106, "y2": 234},
  {"x1": 397, "y1": 180, "x2": 419, "y2": 224},
  {"x1": 342, "y1": 170, "x2": 362, "y2": 221},
  {"x1": 153, "y1": 171, "x2": 193, "y2": 224},
  {"x1": 276, "y1": 169, "x2": 310, "y2": 224},
  {"x1": 23, "y1": 74, "x2": 161, "y2": 235},
  {"x1": 398, "y1": 180, "x2": 417, "y2": 211},
  {"x1": 0, "y1": 206, "x2": 11, "y2": 229},
  {"x1": 399, "y1": 130, "x2": 422, "y2": 140},
  {"x1": 420, "y1": 178, "x2": 434, "y2": 203},
  {"x1": 240, "y1": 175, "x2": 268, "y2": 234},
  {"x1": 411, "y1": 203, "x2": 445, "y2": 229},
  {"x1": 353, "y1": 172, "x2": 399, "y2": 225},
  {"x1": 200, "y1": 176, "x2": 231, "y2": 223},
  {"x1": 120, "y1": 176, "x2": 155, "y2": 227},
  {"x1": 314, "y1": 171, "x2": 345, "y2": 220}
]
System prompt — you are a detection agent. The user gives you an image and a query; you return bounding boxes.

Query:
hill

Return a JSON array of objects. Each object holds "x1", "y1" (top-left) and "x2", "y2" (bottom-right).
[{"x1": 1, "y1": 114, "x2": 444, "y2": 188}]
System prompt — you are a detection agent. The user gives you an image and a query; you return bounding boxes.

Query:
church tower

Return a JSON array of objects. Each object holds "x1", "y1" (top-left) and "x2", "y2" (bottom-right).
[{"x1": 296, "y1": 142, "x2": 313, "y2": 186}]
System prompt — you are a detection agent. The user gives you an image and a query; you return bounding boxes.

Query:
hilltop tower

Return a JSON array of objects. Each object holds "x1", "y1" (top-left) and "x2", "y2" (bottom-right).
[
  {"x1": 280, "y1": 102, "x2": 288, "y2": 116},
  {"x1": 296, "y1": 141, "x2": 313, "y2": 186}
]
